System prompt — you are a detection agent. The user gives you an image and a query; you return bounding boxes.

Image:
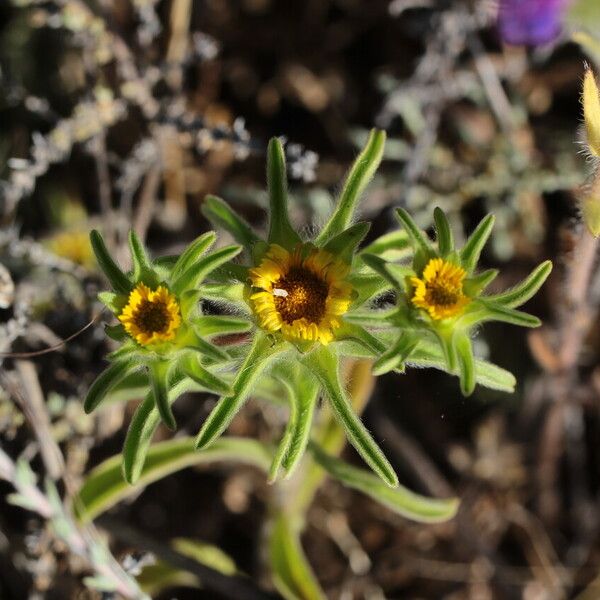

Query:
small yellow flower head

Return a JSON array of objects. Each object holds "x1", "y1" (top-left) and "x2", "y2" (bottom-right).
[
  {"x1": 410, "y1": 258, "x2": 470, "y2": 320},
  {"x1": 47, "y1": 230, "x2": 94, "y2": 268},
  {"x1": 119, "y1": 283, "x2": 181, "y2": 345},
  {"x1": 249, "y1": 244, "x2": 352, "y2": 345},
  {"x1": 583, "y1": 67, "x2": 600, "y2": 158}
]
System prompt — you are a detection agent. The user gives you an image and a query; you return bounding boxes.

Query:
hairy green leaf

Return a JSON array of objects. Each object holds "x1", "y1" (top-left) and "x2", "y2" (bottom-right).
[
  {"x1": 90, "y1": 230, "x2": 131, "y2": 294},
  {"x1": 317, "y1": 129, "x2": 386, "y2": 244},
  {"x1": 202, "y1": 196, "x2": 260, "y2": 251},
  {"x1": 310, "y1": 443, "x2": 459, "y2": 523},
  {"x1": 75, "y1": 437, "x2": 271, "y2": 523}
]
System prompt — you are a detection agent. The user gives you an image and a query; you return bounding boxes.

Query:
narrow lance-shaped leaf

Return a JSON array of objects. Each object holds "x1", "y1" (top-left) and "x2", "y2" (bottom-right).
[
  {"x1": 75, "y1": 437, "x2": 271, "y2": 523},
  {"x1": 282, "y1": 370, "x2": 319, "y2": 477},
  {"x1": 454, "y1": 332, "x2": 475, "y2": 396},
  {"x1": 172, "y1": 245, "x2": 242, "y2": 296},
  {"x1": 484, "y1": 260, "x2": 552, "y2": 308},
  {"x1": 372, "y1": 333, "x2": 419, "y2": 376},
  {"x1": 316, "y1": 129, "x2": 386, "y2": 244},
  {"x1": 150, "y1": 360, "x2": 176, "y2": 431},
  {"x1": 394, "y1": 208, "x2": 433, "y2": 259},
  {"x1": 122, "y1": 372, "x2": 192, "y2": 484},
  {"x1": 460, "y1": 214, "x2": 495, "y2": 273},
  {"x1": 84, "y1": 360, "x2": 138, "y2": 413},
  {"x1": 360, "y1": 229, "x2": 411, "y2": 261},
  {"x1": 337, "y1": 322, "x2": 387, "y2": 356},
  {"x1": 309, "y1": 443, "x2": 459, "y2": 523},
  {"x1": 305, "y1": 347, "x2": 398, "y2": 488},
  {"x1": 266, "y1": 137, "x2": 301, "y2": 247},
  {"x1": 191, "y1": 315, "x2": 252, "y2": 337},
  {"x1": 195, "y1": 333, "x2": 285, "y2": 449},
  {"x1": 463, "y1": 302, "x2": 541, "y2": 328},
  {"x1": 201, "y1": 195, "x2": 261, "y2": 252},
  {"x1": 268, "y1": 377, "x2": 299, "y2": 483},
  {"x1": 433, "y1": 207, "x2": 454, "y2": 256},
  {"x1": 186, "y1": 331, "x2": 229, "y2": 363},
  {"x1": 180, "y1": 353, "x2": 231, "y2": 396},
  {"x1": 171, "y1": 231, "x2": 216, "y2": 280},
  {"x1": 128, "y1": 229, "x2": 153, "y2": 282},
  {"x1": 361, "y1": 253, "x2": 403, "y2": 289},
  {"x1": 463, "y1": 269, "x2": 499, "y2": 297},
  {"x1": 408, "y1": 338, "x2": 516, "y2": 393},
  {"x1": 322, "y1": 222, "x2": 370, "y2": 264},
  {"x1": 89, "y1": 230, "x2": 131, "y2": 295}
]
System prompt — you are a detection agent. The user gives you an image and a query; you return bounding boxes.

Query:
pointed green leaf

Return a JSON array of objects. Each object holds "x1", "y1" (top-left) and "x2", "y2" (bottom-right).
[
  {"x1": 463, "y1": 269, "x2": 499, "y2": 297},
  {"x1": 455, "y1": 333, "x2": 475, "y2": 396},
  {"x1": 372, "y1": 333, "x2": 419, "y2": 376},
  {"x1": 282, "y1": 373, "x2": 319, "y2": 476},
  {"x1": 347, "y1": 271, "x2": 394, "y2": 307},
  {"x1": 342, "y1": 307, "x2": 397, "y2": 328},
  {"x1": 84, "y1": 360, "x2": 138, "y2": 413},
  {"x1": 337, "y1": 322, "x2": 387, "y2": 355},
  {"x1": 309, "y1": 443, "x2": 458, "y2": 523},
  {"x1": 484, "y1": 260, "x2": 552, "y2": 308},
  {"x1": 97, "y1": 291, "x2": 124, "y2": 313},
  {"x1": 90, "y1": 230, "x2": 131, "y2": 294},
  {"x1": 360, "y1": 229, "x2": 412, "y2": 261},
  {"x1": 433, "y1": 207, "x2": 454, "y2": 256},
  {"x1": 408, "y1": 338, "x2": 516, "y2": 393},
  {"x1": 171, "y1": 231, "x2": 216, "y2": 280},
  {"x1": 191, "y1": 315, "x2": 252, "y2": 337},
  {"x1": 268, "y1": 378, "x2": 299, "y2": 483},
  {"x1": 317, "y1": 129, "x2": 386, "y2": 243},
  {"x1": 198, "y1": 282, "x2": 247, "y2": 309},
  {"x1": 128, "y1": 229, "x2": 153, "y2": 282},
  {"x1": 394, "y1": 208, "x2": 433, "y2": 259},
  {"x1": 268, "y1": 368, "x2": 319, "y2": 481},
  {"x1": 322, "y1": 222, "x2": 370, "y2": 263},
  {"x1": 195, "y1": 334, "x2": 285, "y2": 449},
  {"x1": 75, "y1": 437, "x2": 271, "y2": 523},
  {"x1": 465, "y1": 302, "x2": 541, "y2": 328},
  {"x1": 186, "y1": 331, "x2": 229, "y2": 362},
  {"x1": 269, "y1": 512, "x2": 326, "y2": 600},
  {"x1": 361, "y1": 253, "x2": 403, "y2": 288},
  {"x1": 202, "y1": 195, "x2": 261, "y2": 252},
  {"x1": 172, "y1": 245, "x2": 242, "y2": 295},
  {"x1": 180, "y1": 354, "x2": 231, "y2": 395},
  {"x1": 460, "y1": 214, "x2": 495, "y2": 273},
  {"x1": 150, "y1": 361, "x2": 176, "y2": 430},
  {"x1": 122, "y1": 372, "x2": 193, "y2": 484},
  {"x1": 306, "y1": 348, "x2": 398, "y2": 487},
  {"x1": 267, "y1": 138, "x2": 301, "y2": 247}
]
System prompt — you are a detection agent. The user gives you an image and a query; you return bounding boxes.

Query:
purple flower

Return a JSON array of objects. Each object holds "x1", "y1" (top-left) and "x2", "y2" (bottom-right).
[{"x1": 498, "y1": 0, "x2": 569, "y2": 46}]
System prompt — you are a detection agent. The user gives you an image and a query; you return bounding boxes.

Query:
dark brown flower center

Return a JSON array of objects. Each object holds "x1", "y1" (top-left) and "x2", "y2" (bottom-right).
[
  {"x1": 425, "y1": 283, "x2": 460, "y2": 307},
  {"x1": 134, "y1": 300, "x2": 170, "y2": 334},
  {"x1": 273, "y1": 267, "x2": 329, "y2": 324}
]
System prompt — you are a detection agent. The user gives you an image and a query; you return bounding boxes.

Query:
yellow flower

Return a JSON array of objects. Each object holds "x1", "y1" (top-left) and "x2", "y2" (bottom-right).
[
  {"x1": 410, "y1": 258, "x2": 470, "y2": 320},
  {"x1": 119, "y1": 283, "x2": 181, "y2": 345},
  {"x1": 249, "y1": 244, "x2": 353, "y2": 345},
  {"x1": 46, "y1": 230, "x2": 94, "y2": 268}
]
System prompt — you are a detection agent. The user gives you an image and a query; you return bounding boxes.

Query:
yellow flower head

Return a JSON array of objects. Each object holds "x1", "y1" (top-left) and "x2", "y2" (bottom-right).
[
  {"x1": 410, "y1": 258, "x2": 470, "y2": 320},
  {"x1": 249, "y1": 244, "x2": 353, "y2": 345},
  {"x1": 119, "y1": 283, "x2": 181, "y2": 345},
  {"x1": 47, "y1": 230, "x2": 94, "y2": 268}
]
